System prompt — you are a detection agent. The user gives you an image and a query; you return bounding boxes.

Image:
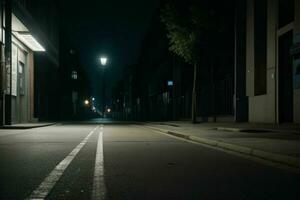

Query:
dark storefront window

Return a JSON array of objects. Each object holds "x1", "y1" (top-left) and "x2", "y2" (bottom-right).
[
  {"x1": 278, "y1": 0, "x2": 294, "y2": 28},
  {"x1": 254, "y1": 0, "x2": 267, "y2": 95},
  {"x1": 19, "y1": 62, "x2": 25, "y2": 95}
]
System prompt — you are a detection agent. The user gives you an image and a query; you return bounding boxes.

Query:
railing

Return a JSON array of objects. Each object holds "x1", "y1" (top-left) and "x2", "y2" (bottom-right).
[
  {"x1": 125, "y1": 76, "x2": 234, "y2": 121},
  {"x1": 198, "y1": 76, "x2": 234, "y2": 117}
]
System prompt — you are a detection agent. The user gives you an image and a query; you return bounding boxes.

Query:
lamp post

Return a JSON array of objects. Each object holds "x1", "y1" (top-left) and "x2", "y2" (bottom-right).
[
  {"x1": 100, "y1": 57, "x2": 107, "y2": 66},
  {"x1": 100, "y1": 56, "x2": 107, "y2": 118},
  {"x1": 84, "y1": 99, "x2": 90, "y2": 107}
]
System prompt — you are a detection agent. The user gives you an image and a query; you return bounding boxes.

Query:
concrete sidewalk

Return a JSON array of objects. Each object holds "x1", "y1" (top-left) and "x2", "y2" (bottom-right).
[
  {"x1": 0, "y1": 122, "x2": 56, "y2": 129},
  {"x1": 155, "y1": 121, "x2": 300, "y2": 134},
  {"x1": 146, "y1": 121, "x2": 300, "y2": 169}
]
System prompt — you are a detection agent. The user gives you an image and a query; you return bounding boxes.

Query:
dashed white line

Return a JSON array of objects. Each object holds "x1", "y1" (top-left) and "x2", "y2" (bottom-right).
[
  {"x1": 27, "y1": 126, "x2": 99, "y2": 200},
  {"x1": 92, "y1": 124, "x2": 106, "y2": 200}
]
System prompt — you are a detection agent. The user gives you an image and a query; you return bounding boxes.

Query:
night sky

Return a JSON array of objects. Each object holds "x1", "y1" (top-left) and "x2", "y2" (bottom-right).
[{"x1": 60, "y1": 0, "x2": 159, "y2": 101}]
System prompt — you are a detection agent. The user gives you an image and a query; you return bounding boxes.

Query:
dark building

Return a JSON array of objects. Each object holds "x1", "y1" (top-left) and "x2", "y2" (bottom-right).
[
  {"x1": 119, "y1": 0, "x2": 236, "y2": 122},
  {"x1": 235, "y1": 0, "x2": 300, "y2": 123},
  {"x1": 59, "y1": 35, "x2": 92, "y2": 120}
]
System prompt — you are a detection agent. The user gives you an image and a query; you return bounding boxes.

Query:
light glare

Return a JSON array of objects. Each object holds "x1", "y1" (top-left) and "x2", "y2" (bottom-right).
[
  {"x1": 100, "y1": 57, "x2": 107, "y2": 66},
  {"x1": 14, "y1": 32, "x2": 46, "y2": 52}
]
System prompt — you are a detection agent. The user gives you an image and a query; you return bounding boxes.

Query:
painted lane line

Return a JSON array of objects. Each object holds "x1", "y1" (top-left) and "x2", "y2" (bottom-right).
[
  {"x1": 27, "y1": 126, "x2": 99, "y2": 200},
  {"x1": 92, "y1": 130, "x2": 106, "y2": 200}
]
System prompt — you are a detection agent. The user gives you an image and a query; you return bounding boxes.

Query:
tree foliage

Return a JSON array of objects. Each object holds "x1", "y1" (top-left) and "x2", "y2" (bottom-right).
[{"x1": 160, "y1": 3, "x2": 218, "y2": 64}]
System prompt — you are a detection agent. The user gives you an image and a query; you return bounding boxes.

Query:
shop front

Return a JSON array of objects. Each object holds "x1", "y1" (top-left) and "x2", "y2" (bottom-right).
[{"x1": 9, "y1": 14, "x2": 45, "y2": 124}]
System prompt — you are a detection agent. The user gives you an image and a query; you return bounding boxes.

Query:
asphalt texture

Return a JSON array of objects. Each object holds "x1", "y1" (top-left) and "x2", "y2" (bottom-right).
[{"x1": 0, "y1": 120, "x2": 299, "y2": 200}]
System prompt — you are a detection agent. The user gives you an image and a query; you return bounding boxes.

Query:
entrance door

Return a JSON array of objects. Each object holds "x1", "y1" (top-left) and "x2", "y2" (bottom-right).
[
  {"x1": 278, "y1": 31, "x2": 293, "y2": 123},
  {"x1": 18, "y1": 61, "x2": 26, "y2": 123}
]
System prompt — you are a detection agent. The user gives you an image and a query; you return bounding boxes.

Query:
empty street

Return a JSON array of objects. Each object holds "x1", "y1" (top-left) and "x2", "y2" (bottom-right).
[{"x1": 0, "y1": 121, "x2": 299, "y2": 200}]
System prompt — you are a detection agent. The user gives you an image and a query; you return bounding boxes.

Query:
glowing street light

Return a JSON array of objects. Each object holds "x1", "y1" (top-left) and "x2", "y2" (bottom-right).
[
  {"x1": 100, "y1": 57, "x2": 107, "y2": 66},
  {"x1": 99, "y1": 56, "x2": 109, "y2": 117},
  {"x1": 107, "y1": 108, "x2": 111, "y2": 113},
  {"x1": 84, "y1": 100, "x2": 89, "y2": 106},
  {"x1": 92, "y1": 97, "x2": 95, "y2": 101}
]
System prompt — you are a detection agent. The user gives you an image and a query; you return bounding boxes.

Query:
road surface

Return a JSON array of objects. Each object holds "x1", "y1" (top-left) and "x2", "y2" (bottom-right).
[{"x1": 0, "y1": 121, "x2": 299, "y2": 199}]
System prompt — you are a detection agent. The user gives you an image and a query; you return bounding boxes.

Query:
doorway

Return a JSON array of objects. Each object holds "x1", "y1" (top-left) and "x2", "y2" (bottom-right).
[
  {"x1": 18, "y1": 61, "x2": 26, "y2": 123},
  {"x1": 278, "y1": 30, "x2": 293, "y2": 123}
]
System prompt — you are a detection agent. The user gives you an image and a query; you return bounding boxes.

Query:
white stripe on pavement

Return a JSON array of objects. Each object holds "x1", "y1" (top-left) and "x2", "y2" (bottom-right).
[
  {"x1": 92, "y1": 125, "x2": 106, "y2": 200},
  {"x1": 27, "y1": 126, "x2": 99, "y2": 200}
]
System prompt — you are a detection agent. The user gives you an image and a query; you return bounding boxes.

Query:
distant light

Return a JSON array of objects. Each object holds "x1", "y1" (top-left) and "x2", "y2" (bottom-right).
[
  {"x1": 107, "y1": 108, "x2": 111, "y2": 113},
  {"x1": 14, "y1": 32, "x2": 45, "y2": 52},
  {"x1": 167, "y1": 81, "x2": 174, "y2": 86},
  {"x1": 92, "y1": 97, "x2": 95, "y2": 101},
  {"x1": 84, "y1": 100, "x2": 89, "y2": 105},
  {"x1": 71, "y1": 71, "x2": 78, "y2": 80},
  {"x1": 100, "y1": 57, "x2": 107, "y2": 66}
]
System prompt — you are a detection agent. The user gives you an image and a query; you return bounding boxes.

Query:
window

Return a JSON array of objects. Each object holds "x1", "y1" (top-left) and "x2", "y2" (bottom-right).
[
  {"x1": 254, "y1": 0, "x2": 267, "y2": 95},
  {"x1": 18, "y1": 62, "x2": 25, "y2": 95}
]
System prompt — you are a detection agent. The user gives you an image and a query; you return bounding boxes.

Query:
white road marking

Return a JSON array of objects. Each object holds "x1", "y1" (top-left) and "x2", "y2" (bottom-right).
[
  {"x1": 92, "y1": 125, "x2": 106, "y2": 200},
  {"x1": 27, "y1": 126, "x2": 99, "y2": 200}
]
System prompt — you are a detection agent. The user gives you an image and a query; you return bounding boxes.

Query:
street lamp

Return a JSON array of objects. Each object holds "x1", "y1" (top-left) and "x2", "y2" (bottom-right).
[
  {"x1": 84, "y1": 100, "x2": 89, "y2": 106},
  {"x1": 99, "y1": 56, "x2": 108, "y2": 118},
  {"x1": 100, "y1": 57, "x2": 107, "y2": 66}
]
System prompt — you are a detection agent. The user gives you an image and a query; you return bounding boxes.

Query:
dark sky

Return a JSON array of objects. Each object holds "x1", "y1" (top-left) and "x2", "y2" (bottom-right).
[{"x1": 60, "y1": 0, "x2": 159, "y2": 100}]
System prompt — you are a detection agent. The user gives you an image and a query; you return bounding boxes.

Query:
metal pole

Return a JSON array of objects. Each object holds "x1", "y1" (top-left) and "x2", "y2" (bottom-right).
[
  {"x1": 0, "y1": 1, "x2": 5, "y2": 125},
  {"x1": 4, "y1": 0, "x2": 12, "y2": 125},
  {"x1": 102, "y1": 70, "x2": 105, "y2": 117},
  {"x1": 234, "y1": 0, "x2": 248, "y2": 122}
]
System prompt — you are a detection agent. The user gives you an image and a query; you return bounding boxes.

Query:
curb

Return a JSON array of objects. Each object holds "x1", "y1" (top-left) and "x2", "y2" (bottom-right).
[
  {"x1": 146, "y1": 125, "x2": 300, "y2": 169},
  {"x1": 0, "y1": 123, "x2": 57, "y2": 130},
  {"x1": 216, "y1": 127, "x2": 300, "y2": 134}
]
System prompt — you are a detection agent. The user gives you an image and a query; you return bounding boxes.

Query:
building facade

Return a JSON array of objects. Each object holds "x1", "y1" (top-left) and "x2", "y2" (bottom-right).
[
  {"x1": 59, "y1": 45, "x2": 92, "y2": 120},
  {"x1": 0, "y1": 0, "x2": 59, "y2": 125},
  {"x1": 236, "y1": 0, "x2": 300, "y2": 123}
]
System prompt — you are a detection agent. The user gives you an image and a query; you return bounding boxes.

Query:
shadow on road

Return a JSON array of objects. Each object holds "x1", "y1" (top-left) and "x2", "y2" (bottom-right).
[{"x1": 61, "y1": 118, "x2": 144, "y2": 126}]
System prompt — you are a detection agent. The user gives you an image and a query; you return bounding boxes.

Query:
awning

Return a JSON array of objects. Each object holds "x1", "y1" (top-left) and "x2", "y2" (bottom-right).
[{"x1": 12, "y1": 14, "x2": 45, "y2": 52}]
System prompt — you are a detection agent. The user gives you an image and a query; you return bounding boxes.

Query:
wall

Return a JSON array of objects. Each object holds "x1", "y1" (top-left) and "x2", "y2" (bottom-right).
[
  {"x1": 13, "y1": 0, "x2": 60, "y2": 121},
  {"x1": 246, "y1": 0, "x2": 277, "y2": 123},
  {"x1": 9, "y1": 32, "x2": 35, "y2": 124},
  {"x1": 294, "y1": 0, "x2": 300, "y2": 123}
]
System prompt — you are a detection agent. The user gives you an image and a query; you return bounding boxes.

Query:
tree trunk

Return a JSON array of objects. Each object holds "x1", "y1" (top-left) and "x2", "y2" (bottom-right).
[
  {"x1": 192, "y1": 62, "x2": 197, "y2": 123},
  {"x1": 211, "y1": 57, "x2": 216, "y2": 122}
]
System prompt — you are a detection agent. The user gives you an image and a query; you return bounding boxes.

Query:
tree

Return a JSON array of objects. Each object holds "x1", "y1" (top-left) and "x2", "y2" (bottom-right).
[{"x1": 161, "y1": 3, "x2": 212, "y2": 123}]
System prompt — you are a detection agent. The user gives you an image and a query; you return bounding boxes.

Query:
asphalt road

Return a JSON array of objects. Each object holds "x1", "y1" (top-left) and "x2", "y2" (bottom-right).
[{"x1": 0, "y1": 121, "x2": 299, "y2": 200}]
